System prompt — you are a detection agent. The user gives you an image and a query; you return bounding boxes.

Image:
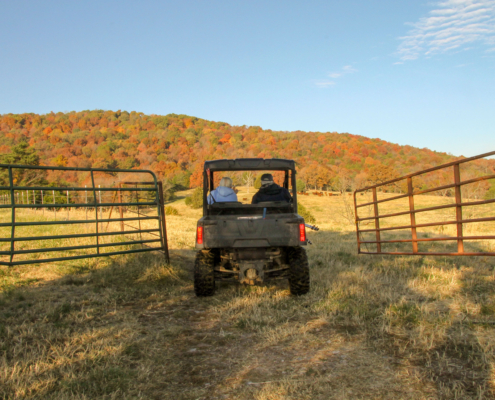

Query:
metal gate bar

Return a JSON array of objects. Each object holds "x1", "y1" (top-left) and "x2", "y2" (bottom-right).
[
  {"x1": 0, "y1": 164, "x2": 169, "y2": 266},
  {"x1": 354, "y1": 150, "x2": 495, "y2": 256},
  {"x1": 117, "y1": 181, "x2": 170, "y2": 263}
]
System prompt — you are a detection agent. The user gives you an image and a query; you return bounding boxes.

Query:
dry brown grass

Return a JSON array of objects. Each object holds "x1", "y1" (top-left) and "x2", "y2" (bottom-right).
[{"x1": 1, "y1": 190, "x2": 495, "y2": 399}]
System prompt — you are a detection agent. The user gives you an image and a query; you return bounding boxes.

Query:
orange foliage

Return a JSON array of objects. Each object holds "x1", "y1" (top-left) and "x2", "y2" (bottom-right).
[{"x1": 0, "y1": 110, "x2": 480, "y2": 192}]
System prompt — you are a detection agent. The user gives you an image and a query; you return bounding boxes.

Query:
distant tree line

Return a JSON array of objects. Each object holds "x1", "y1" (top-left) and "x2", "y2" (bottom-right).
[{"x1": 1, "y1": 111, "x2": 494, "y2": 200}]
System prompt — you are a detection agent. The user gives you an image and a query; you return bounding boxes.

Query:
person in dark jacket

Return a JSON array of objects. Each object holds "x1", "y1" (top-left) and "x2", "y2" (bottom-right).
[{"x1": 251, "y1": 173, "x2": 292, "y2": 204}]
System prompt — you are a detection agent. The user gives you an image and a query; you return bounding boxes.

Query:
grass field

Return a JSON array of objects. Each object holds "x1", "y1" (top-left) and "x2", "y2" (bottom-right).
[{"x1": 1, "y1": 188, "x2": 495, "y2": 399}]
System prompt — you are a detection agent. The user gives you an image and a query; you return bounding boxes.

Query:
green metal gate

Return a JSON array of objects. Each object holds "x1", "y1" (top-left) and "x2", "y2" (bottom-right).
[{"x1": 0, "y1": 164, "x2": 169, "y2": 266}]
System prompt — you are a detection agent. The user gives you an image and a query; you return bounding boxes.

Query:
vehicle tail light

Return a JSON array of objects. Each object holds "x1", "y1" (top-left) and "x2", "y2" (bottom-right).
[
  {"x1": 299, "y1": 223, "x2": 306, "y2": 242},
  {"x1": 197, "y1": 226, "x2": 203, "y2": 244}
]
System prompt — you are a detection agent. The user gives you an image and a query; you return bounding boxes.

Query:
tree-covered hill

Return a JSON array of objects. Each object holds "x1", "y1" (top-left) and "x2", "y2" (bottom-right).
[{"x1": 0, "y1": 110, "x2": 493, "y2": 192}]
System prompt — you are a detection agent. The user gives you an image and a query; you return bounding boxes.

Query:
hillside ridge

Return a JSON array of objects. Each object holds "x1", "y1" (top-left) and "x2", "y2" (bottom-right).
[{"x1": 0, "y1": 110, "x2": 481, "y2": 190}]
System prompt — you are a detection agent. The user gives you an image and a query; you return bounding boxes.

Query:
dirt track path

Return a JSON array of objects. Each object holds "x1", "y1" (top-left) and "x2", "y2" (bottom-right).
[{"x1": 111, "y1": 255, "x2": 435, "y2": 400}]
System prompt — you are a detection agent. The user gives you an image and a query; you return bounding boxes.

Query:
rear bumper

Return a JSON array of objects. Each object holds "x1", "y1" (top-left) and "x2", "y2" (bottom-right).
[{"x1": 195, "y1": 214, "x2": 307, "y2": 249}]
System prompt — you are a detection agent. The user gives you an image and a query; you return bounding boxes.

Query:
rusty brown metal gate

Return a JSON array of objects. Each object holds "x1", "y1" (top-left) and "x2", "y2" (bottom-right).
[{"x1": 353, "y1": 150, "x2": 495, "y2": 256}]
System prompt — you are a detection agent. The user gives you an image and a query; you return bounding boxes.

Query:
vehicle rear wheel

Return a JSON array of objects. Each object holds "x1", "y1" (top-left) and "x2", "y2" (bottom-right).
[
  {"x1": 288, "y1": 247, "x2": 310, "y2": 295},
  {"x1": 194, "y1": 250, "x2": 216, "y2": 297}
]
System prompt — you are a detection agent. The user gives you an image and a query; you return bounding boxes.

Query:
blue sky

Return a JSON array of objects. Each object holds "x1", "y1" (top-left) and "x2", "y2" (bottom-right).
[{"x1": 1, "y1": 0, "x2": 494, "y2": 157}]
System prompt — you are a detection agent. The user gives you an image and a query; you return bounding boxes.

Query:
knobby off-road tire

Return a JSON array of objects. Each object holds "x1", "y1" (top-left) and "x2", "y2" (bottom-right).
[
  {"x1": 288, "y1": 247, "x2": 310, "y2": 296},
  {"x1": 194, "y1": 250, "x2": 216, "y2": 297}
]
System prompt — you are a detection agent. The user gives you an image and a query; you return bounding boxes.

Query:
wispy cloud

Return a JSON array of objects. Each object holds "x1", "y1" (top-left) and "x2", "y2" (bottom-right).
[
  {"x1": 342, "y1": 65, "x2": 357, "y2": 73},
  {"x1": 314, "y1": 65, "x2": 357, "y2": 88},
  {"x1": 397, "y1": 0, "x2": 495, "y2": 61},
  {"x1": 314, "y1": 80, "x2": 336, "y2": 87}
]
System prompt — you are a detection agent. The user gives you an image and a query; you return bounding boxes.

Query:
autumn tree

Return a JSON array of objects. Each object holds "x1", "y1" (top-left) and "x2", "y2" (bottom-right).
[
  {"x1": 0, "y1": 110, "x2": 483, "y2": 201},
  {"x1": 315, "y1": 166, "x2": 332, "y2": 190},
  {"x1": 189, "y1": 163, "x2": 204, "y2": 188},
  {"x1": 242, "y1": 171, "x2": 255, "y2": 193},
  {"x1": 367, "y1": 165, "x2": 401, "y2": 192}
]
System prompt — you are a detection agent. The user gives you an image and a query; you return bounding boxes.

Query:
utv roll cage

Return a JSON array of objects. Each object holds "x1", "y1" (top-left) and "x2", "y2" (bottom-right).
[{"x1": 202, "y1": 158, "x2": 298, "y2": 216}]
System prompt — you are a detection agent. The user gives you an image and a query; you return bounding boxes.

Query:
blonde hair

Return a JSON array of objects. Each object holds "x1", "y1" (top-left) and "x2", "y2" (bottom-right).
[{"x1": 219, "y1": 177, "x2": 233, "y2": 188}]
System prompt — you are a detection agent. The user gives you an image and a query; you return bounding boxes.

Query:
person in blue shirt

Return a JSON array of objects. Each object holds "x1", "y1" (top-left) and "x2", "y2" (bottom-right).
[{"x1": 207, "y1": 177, "x2": 238, "y2": 204}]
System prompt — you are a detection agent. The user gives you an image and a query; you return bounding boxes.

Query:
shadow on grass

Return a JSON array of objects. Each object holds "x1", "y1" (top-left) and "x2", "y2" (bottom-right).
[
  {"x1": 1, "y1": 231, "x2": 494, "y2": 399},
  {"x1": 1, "y1": 246, "x2": 286, "y2": 399},
  {"x1": 310, "y1": 229, "x2": 495, "y2": 399}
]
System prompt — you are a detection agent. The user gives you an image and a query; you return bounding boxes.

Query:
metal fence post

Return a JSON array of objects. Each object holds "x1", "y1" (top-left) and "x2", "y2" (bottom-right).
[
  {"x1": 407, "y1": 177, "x2": 418, "y2": 253},
  {"x1": 98, "y1": 185, "x2": 102, "y2": 232},
  {"x1": 157, "y1": 181, "x2": 170, "y2": 263},
  {"x1": 91, "y1": 172, "x2": 99, "y2": 255},
  {"x1": 8, "y1": 167, "x2": 15, "y2": 266},
  {"x1": 118, "y1": 183, "x2": 124, "y2": 232},
  {"x1": 454, "y1": 164, "x2": 464, "y2": 254},
  {"x1": 372, "y1": 187, "x2": 381, "y2": 253},
  {"x1": 85, "y1": 185, "x2": 88, "y2": 221},
  {"x1": 135, "y1": 184, "x2": 142, "y2": 242},
  {"x1": 353, "y1": 190, "x2": 361, "y2": 254}
]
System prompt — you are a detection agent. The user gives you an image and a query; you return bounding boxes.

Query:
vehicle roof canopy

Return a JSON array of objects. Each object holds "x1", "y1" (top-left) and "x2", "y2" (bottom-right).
[{"x1": 204, "y1": 158, "x2": 296, "y2": 172}]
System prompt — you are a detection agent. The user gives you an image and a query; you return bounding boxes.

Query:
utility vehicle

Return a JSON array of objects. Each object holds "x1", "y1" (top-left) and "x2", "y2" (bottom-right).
[{"x1": 194, "y1": 158, "x2": 310, "y2": 296}]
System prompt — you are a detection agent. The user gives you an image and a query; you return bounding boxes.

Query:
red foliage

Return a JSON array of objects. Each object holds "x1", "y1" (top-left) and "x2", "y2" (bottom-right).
[{"x1": 1, "y1": 110, "x2": 485, "y2": 193}]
